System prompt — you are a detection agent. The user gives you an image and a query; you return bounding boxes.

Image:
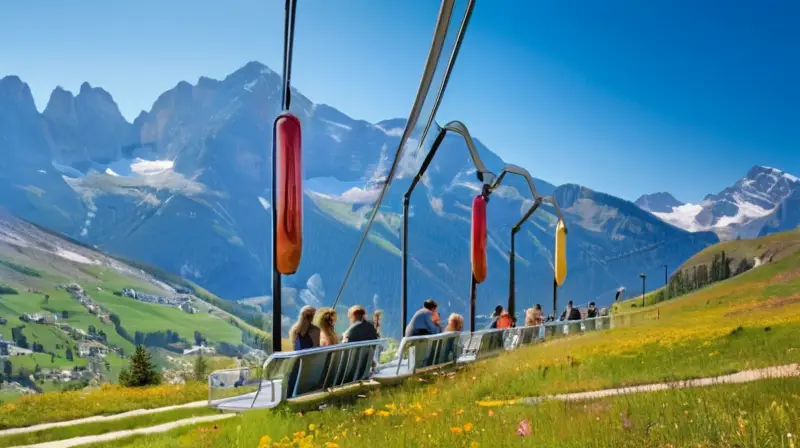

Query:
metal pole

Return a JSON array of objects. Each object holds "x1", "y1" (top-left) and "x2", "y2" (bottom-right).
[
  {"x1": 508, "y1": 230, "x2": 516, "y2": 321},
  {"x1": 552, "y1": 277, "x2": 557, "y2": 318},
  {"x1": 641, "y1": 275, "x2": 646, "y2": 307},
  {"x1": 664, "y1": 264, "x2": 668, "y2": 289},
  {"x1": 469, "y1": 274, "x2": 477, "y2": 332},
  {"x1": 271, "y1": 136, "x2": 282, "y2": 354},
  {"x1": 400, "y1": 196, "x2": 410, "y2": 332}
]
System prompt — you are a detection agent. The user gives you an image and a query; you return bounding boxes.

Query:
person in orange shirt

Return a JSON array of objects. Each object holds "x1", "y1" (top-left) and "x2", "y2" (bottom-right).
[{"x1": 496, "y1": 311, "x2": 513, "y2": 329}]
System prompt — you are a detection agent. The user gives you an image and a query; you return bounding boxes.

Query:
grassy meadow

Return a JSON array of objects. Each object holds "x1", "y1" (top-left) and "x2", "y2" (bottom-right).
[{"x1": 74, "y1": 237, "x2": 800, "y2": 447}]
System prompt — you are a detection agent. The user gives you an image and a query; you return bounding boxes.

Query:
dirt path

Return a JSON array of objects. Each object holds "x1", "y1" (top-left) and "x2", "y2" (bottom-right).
[
  {"x1": 521, "y1": 363, "x2": 800, "y2": 405},
  {"x1": 0, "y1": 401, "x2": 208, "y2": 437},
  {"x1": 11, "y1": 414, "x2": 235, "y2": 448}
]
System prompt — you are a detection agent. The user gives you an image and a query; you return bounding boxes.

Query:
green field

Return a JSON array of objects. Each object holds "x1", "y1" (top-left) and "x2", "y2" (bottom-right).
[{"x1": 90, "y1": 230, "x2": 800, "y2": 448}]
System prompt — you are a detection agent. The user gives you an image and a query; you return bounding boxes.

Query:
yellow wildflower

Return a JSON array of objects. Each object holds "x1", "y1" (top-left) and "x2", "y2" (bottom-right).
[
  {"x1": 363, "y1": 407, "x2": 375, "y2": 416},
  {"x1": 308, "y1": 424, "x2": 316, "y2": 431},
  {"x1": 464, "y1": 423, "x2": 473, "y2": 432},
  {"x1": 455, "y1": 409, "x2": 464, "y2": 415},
  {"x1": 385, "y1": 403, "x2": 397, "y2": 411},
  {"x1": 258, "y1": 435, "x2": 272, "y2": 448},
  {"x1": 450, "y1": 427, "x2": 463, "y2": 434},
  {"x1": 377, "y1": 410, "x2": 392, "y2": 417},
  {"x1": 326, "y1": 443, "x2": 340, "y2": 448}
]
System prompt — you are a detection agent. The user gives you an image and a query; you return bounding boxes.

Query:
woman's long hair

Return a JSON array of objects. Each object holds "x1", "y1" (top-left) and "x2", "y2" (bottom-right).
[
  {"x1": 315, "y1": 307, "x2": 339, "y2": 346},
  {"x1": 289, "y1": 306, "x2": 316, "y2": 343},
  {"x1": 445, "y1": 313, "x2": 464, "y2": 332}
]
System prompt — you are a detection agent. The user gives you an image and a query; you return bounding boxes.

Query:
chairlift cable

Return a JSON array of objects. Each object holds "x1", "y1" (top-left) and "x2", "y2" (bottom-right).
[{"x1": 331, "y1": 0, "x2": 468, "y2": 310}]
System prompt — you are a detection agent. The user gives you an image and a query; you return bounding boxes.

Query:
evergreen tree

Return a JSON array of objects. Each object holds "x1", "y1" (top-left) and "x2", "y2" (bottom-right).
[
  {"x1": 193, "y1": 354, "x2": 209, "y2": 381},
  {"x1": 65, "y1": 347, "x2": 74, "y2": 361},
  {"x1": 119, "y1": 345, "x2": 161, "y2": 387},
  {"x1": 2, "y1": 360, "x2": 11, "y2": 379}
]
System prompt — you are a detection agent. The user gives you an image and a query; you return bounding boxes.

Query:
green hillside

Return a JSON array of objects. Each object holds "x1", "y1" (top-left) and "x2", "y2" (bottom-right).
[
  {"x1": 612, "y1": 228, "x2": 800, "y2": 313},
  {"x1": 0, "y1": 215, "x2": 266, "y2": 401}
]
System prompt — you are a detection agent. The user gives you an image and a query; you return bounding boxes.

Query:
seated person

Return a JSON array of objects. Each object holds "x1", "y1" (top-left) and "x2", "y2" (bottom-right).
[
  {"x1": 405, "y1": 299, "x2": 442, "y2": 337},
  {"x1": 342, "y1": 305, "x2": 379, "y2": 343}
]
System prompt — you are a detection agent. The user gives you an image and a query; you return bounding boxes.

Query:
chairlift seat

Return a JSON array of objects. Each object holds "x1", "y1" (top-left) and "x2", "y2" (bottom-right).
[{"x1": 208, "y1": 339, "x2": 386, "y2": 410}]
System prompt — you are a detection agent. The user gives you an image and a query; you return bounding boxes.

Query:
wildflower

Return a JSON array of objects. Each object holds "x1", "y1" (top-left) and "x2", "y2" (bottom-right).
[
  {"x1": 308, "y1": 424, "x2": 316, "y2": 431},
  {"x1": 455, "y1": 409, "x2": 464, "y2": 415},
  {"x1": 517, "y1": 419, "x2": 532, "y2": 437},
  {"x1": 488, "y1": 410, "x2": 495, "y2": 417},
  {"x1": 431, "y1": 412, "x2": 438, "y2": 417},
  {"x1": 385, "y1": 403, "x2": 396, "y2": 411},
  {"x1": 464, "y1": 423, "x2": 473, "y2": 432},
  {"x1": 415, "y1": 417, "x2": 423, "y2": 423},
  {"x1": 258, "y1": 435, "x2": 272, "y2": 448},
  {"x1": 471, "y1": 442, "x2": 479, "y2": 448},
  {"x1": 377, "y1": 410, "x2": 391, "y2": 417},
  {"x1": 450, "y1": 427, "x2": 463, "y2": 434},
  {"x1": 326, "y1": 443, "x2": 340, "y2": 448},
  {"x1": 362, "y1": 408, "x2": 375, "y2": 416}
]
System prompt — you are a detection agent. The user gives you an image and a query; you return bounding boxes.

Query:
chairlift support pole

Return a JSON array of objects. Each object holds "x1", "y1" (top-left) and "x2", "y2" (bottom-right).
[
  {"x1": 509, "y1": 199, "x2": 541, "y2": 319},
  {"x1": 489, "y1": 165, "x2": 566, "y2": 323},
  {"x1": 400, "y1": 122, "x2": 495, "y2": 334}
]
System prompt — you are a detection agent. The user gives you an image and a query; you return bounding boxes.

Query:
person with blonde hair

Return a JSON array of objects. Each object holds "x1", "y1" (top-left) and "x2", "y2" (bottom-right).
[
  {"x1": 315, "y1": 307, "x2": 339, "y2": 346},
  {"x1": 342, "y1": 305, "x2": 379, "y2": 343},
  {"x1": 444, "y1": 313, "x2": 464, "y2": 332},
  {"x1": 525, "y1": 304, "x2": 545, "y2": 326},
  {"x1": 289, "y1": 306, "x2": 320, "y2": 350}
]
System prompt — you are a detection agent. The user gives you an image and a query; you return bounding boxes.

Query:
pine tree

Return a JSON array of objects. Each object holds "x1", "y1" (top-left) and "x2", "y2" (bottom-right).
[
  {"x1": 65, "y1": 347, "x2": 74, "y2": 361},
  {"x1": 2, "y1": 360, "x2": 11, "y2": 379},
  {"x1": 119, "y1": 345, "x2": 161, "y2": 387},
  {"x1": 193, "y1": 354, "x2": 209, "y2": 382}
]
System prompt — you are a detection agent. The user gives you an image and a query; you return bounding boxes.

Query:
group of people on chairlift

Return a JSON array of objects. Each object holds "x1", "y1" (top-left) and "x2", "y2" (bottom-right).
[
  {"x1": 289, "y1": 305, "x2": 383, "y2": 351},
  {"x1": 291, "y1": 298, "x2": 603, "y2": 349}
]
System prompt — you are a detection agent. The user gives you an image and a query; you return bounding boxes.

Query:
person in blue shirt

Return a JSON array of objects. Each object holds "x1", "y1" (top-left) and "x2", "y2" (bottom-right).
[{"x1": 405, "y1": 299, "x2": 442, "y2": 337}]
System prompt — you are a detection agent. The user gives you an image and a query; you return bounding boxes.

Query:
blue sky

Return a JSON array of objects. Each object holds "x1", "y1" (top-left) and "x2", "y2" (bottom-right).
[{"x1": 2, "y1": 0, "x2": 797, "y2": 202}]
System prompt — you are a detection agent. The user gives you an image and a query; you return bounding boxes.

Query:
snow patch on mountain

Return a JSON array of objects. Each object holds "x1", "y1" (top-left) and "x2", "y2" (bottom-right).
[
  {"x1": 640, "y1": 166, "x2": 799, "y2": 239},
  {"x1": 340, "y1": 186, "x2": 381, "y2": 204},
  {"x1": 652, "y1": 204, "x2": 704, "y2": 231},
  {"x1": 714, "y1": 195, "x2": 772, "y2": 227},
  {"x1": 130, "y1": 158, "x2": 174, "y2": 176},
  {"x1": 375, "y1": 124, "x2": 404, "y2": 137}
]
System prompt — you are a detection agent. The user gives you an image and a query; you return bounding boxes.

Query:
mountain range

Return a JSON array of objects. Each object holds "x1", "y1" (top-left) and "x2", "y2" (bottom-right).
[
  {"x1": 636, "y1": 166, "x2": 800, "y2": 240},
  {"x1": 1, "y1": 62, "x2": 726, "y2": 336}
]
